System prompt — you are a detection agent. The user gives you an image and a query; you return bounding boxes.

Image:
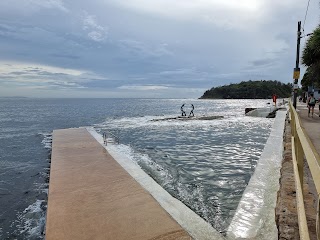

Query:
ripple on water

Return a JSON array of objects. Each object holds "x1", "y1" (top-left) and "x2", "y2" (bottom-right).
[{"x1": 94, "y1": 104, "x2": 273, "y2": 232}]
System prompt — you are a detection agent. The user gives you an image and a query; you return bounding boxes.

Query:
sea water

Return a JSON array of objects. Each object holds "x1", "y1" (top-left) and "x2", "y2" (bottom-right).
[{"x1": 0, "y1": 98, "x2": 273, "y2": 239}]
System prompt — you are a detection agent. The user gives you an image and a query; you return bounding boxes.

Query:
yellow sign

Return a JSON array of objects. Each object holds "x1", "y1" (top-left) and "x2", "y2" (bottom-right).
[{"x1": 293, "y1": 71, "x2": 300, "y2": 79}]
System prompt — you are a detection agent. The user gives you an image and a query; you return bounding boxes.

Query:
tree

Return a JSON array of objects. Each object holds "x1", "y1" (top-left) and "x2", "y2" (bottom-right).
[
  {"x1": 199, "y1": 80, "x2": 292, "y2": 99},
  {"x1": 301, "y1": 67, "x2": 320, "y2": 90},
  {"x1": 302, "y1": 25, "x2": 320, "y2": 87}
]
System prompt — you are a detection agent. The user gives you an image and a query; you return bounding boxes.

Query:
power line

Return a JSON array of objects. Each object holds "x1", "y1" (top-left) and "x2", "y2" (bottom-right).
[{"x1": 302, "y1": 0, "x2": 311, "y2": 31}]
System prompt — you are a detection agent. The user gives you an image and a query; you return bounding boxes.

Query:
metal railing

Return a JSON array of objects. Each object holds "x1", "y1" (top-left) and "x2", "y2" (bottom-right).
[
  {"x1": 102, "y1": 131, "x2": 120, "y2": 145},
  {"x1": 289, "y1": 101, "x2": 320, "y2": 239}
]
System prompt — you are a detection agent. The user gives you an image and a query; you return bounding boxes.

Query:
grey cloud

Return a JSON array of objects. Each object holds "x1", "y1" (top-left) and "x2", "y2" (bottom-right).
[
  {"x1": 4, "y1": 69, "x2": 69, "y2": 78},
  {"x1": 159, "y1": 68, "x2": 195, "y2": 75},
  {"x1": 118, "y1": 39, "x2": 173, "y2": 58},
  {"x1": 50, "y1": 53, "x2": 80, "y2": 60},
  {"x1": 250, "y1": 59, "x2": 275, "y2": 67},
  {"x1": 50, "y1": 81, "x2": 86, "y2": 89},
  {"x1": 36, "y1": 72, "x2": 73, "y2": 79},
  {"x1": 82, "y1": 79, "x2": 124, "y2": 89},
  {"x1": 8, "y1": 71, "x2": 26, "y2": 75},
  {"x1": 0, "y1": 23, "x2": 18, "y2": 36},
  {"x1": 0, "y1": 73, "x2": 86, "y2": 90},
  {"x1": 0, "y1": 0, "x2": 68, "y2": 17},
  {"x1": 82, "y1": 11, "x2": 108, "y2": 42},
  {"x1": 24, "y1": 69, "x2": 41, "y2": 73},
  {"x1": 0, "y1": 0, "x2": 318, "y2": 98},
  {"x1": 35, "y1": 0, "x2": 68, "y2": 12}
]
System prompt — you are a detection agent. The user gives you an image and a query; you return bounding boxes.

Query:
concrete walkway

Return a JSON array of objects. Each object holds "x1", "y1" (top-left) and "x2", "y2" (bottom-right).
[
  {"x1": 45, "y1": 128, "x2": 191, "y2": 240},
  {"x1": 297, "y1": 102, "x2": 320, "y2": 156}
]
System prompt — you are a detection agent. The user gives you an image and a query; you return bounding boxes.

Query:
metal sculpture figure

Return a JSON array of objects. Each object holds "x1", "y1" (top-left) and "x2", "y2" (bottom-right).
[
  {"x1": 189, "y1": 104, "x2": 194, "y2": 117},
  {"x1": 181, "y1": 104, "x2": 186, "y2": 116}
]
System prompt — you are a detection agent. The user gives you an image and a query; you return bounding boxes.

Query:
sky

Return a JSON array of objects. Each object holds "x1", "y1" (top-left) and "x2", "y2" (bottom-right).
[{"x1": 0, "y1": 0, "x2": 319, "y2": 98}]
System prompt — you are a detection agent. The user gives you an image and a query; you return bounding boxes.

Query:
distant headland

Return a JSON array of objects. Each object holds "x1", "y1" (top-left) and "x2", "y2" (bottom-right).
[
  {"x1": 199, "y1": 80, "x2": 292, "y2": 99},
  {"x1": 0, "y1": 96, "x2": 29, "y2": 98}
]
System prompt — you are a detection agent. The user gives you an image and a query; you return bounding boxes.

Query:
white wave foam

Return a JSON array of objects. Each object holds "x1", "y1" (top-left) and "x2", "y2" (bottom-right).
[
  {"x1": 15, "y1": 200, "x2": 46, "y2": 239},
  {"x1": 14, "y1": 133, "x2": 52, "y2": 239},
  {"x1": 39, "y1": 132, "x2": 52, "y2": 149},
  {"x1": 95, "y1": 114, "x2": 228, "y2": 130},
  {"x1": 94, "y1": 110, "x2": 274, "y2": 134}
]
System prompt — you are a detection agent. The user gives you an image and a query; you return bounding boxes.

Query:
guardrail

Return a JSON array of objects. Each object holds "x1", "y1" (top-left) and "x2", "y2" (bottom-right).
[
  {"x1": 102, "y1": 131, "x2": 120, "y2": 145},
  {"x1": 289, "y1": 101, "x2": 320, "y2": 239}
]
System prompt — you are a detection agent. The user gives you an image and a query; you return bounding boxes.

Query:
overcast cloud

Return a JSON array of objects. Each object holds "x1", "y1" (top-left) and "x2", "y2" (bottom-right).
[{"x1": 0, "y1": 0, "x2": 318, "y2": 98}]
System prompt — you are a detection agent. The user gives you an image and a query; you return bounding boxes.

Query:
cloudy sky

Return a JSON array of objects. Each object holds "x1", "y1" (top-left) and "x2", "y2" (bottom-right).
[{"x1": 0, "y1": 0, "x2": 319, "y2": 98}]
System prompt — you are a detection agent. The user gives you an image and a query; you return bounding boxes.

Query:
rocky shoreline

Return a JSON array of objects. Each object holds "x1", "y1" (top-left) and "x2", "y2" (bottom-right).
[{"x1": 275, "y1": 114, "x2": 317, "y2": 239}]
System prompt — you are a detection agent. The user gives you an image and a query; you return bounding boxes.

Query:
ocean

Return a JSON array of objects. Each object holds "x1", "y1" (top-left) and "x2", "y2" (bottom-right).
[{"x1": 0, "y1": 98, "x2": 274, "y2": 239}]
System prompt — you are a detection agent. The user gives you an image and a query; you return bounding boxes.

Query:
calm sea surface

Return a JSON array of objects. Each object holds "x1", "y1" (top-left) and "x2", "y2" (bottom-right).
[{"x1": 0, "y1": 98, "x2": 274, "y2": 239}]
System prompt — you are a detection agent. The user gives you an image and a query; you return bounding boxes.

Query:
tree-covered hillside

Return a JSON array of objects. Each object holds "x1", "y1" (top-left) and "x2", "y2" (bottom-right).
[{"x1": 200, "y1": 80, "x2": 292, "y2": 99}]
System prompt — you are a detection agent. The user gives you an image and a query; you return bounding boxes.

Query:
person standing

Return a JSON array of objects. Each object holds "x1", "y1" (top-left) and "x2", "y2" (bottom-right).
[
  {"x1": 272, "y1": 94, "x2": 277, "y2": 106},
  {"x1": 307, "y1": 93, "x2": 316, "y2": 117}
]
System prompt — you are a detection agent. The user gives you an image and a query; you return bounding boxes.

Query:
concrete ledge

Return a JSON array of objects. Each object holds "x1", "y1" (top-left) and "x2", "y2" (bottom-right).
[
  {"x1": 46, "y1": 128, "x2": 192, "y2": 240},
  {"x1": 227, "y1": 110, "x2": 287, "y2": 239},
  {"x1": 245, "y1": 106, "x2": 277, "y2": 118}
]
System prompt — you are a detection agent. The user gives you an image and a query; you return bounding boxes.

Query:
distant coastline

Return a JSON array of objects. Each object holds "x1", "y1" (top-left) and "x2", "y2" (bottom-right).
[
  {"x1": 0, "y1": 96, "x2": 29, "y2": 98},
  {"x1": 199, "y1": 80, "x2": 292, "y2": 99}
]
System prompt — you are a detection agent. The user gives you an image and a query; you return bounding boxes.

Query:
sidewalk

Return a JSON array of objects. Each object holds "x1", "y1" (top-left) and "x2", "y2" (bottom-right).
[{"x1": 296, "y1": 102, "x2": 320, "y2": 156}]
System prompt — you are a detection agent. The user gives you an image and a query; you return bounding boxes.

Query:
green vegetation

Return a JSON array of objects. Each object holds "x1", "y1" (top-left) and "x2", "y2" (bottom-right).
[
  {"x1": 301, "y1": 25, "x2": 320, "y2": 90},
  {"x1": 200, "y1": 80, "x2": 292, "y2": 99}
]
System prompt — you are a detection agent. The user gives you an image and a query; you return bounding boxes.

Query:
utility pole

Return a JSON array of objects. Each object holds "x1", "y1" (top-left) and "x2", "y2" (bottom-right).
[{"x1": 293, "y1": 21, "x2": 301, "y2": 109}]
